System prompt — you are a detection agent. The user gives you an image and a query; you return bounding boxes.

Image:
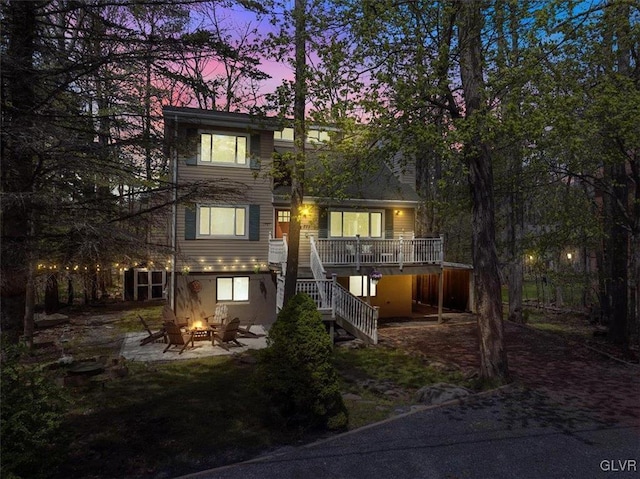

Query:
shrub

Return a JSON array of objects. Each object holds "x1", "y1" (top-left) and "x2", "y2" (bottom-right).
[
  {"x1": 0, "y1": 345, "x2": 68, "y2": 479},
  {"x1": 258, "y1": 293, "x2": 347, "y2": 432}
]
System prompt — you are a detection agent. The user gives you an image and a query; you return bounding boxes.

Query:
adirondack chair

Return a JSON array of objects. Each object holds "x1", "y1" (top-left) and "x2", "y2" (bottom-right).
[
  {"x1": 206, "y1": 303, "x2": 228, "y2": 328},
  {"x1": 138, "y1": 316, "x2": 166, "y2": 346},
  {"x1": 211, "y1": 317, "x2": 244, "y2": 351},
  {"x1": 162, "y1": 304, "x2": 188, "y2": 327},
  {"x1": 163, "y1": 321, "x2": 195, "y2": 354},
  {"x1": 236, "y1": 316, "x2": 263, "y2": 338}
]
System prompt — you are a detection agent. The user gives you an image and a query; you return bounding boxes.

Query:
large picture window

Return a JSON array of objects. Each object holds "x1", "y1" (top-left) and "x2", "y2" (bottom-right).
[
  {"x1": 198, "y1": 206, "x2": 246, "y2": 237},
  {"x1": 349, "y1": 276, "x2": 377, "y2": 297},
  {"x1": 216, "y1": 277, "x2": 249, "y2": 302},
  {"x1": 200, "y1": 133, "x2": 247, "y2": 165},
  {"x1": 330, "y1": 211, "x2": 382, "y2": 238}
]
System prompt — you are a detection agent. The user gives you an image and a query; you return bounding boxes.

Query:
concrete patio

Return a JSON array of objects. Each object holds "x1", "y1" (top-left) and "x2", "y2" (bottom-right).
[{"x1": 119, "y1": 326, "x2": 269, "y2": 361}]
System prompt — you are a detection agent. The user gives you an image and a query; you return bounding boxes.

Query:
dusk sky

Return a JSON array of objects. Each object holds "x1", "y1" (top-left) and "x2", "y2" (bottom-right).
[{"x1": 190, "y1": 3, "x2": 296, "y2": 103}]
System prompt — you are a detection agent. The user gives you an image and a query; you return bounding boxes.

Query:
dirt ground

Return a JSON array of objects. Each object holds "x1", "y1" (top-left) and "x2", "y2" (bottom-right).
[{"x1": 379, "y1": 317, "x2": 640, "y2": 427}]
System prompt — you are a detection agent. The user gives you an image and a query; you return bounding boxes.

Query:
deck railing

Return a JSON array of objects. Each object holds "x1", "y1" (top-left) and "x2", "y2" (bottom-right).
[
  {"x1": 314, "y1": 235, "x2": 443, "y2": 270},
  {"x1": 332, "y1": 282, "x2": 378, "y2": 343},
  {"x1": 275, "y1": 278, "x2": 378, "y2": 344},
  {"x1": 275, "y1": 239, "x2": 379, "y2": 344},
  {"x1": 268, "y1": 233, "x2": 288, "y2": 269}
]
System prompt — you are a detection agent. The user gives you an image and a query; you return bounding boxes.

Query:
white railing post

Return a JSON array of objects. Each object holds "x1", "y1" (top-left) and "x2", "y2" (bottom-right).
[
  {"x1": 356, "y1": 234, "x2": 361, "y2": 271},
  {"x1": 331, "y1": 273, "x2": 337, "y2": 320},
  {"x1": 373, "y1": 306, "x2": 379, "y2": 344},
  {"x1": 282, "y1": 233, "x2": 288, "y2": 271},
  {"x1": 399, "y1": 235, "x2": 404, "y2": 271},
  {"x1": 439, "y1": 233, "x2": 445, "y2": 263}
]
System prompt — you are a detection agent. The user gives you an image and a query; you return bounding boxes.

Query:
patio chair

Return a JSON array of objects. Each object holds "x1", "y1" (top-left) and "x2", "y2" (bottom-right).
[
  {"x1": 138, "y1": 315, "x2": 166, "y2": 346},
  {"x1": 207, "y1": 303, "x2": 228, "y2": 327},
  {"x1": 163, "y1": 321, "x2": 195, "y2": 354},
  {"x1": 162, "y1": 304, "x2": 188, "y2": 328},
  {"x1": 211, "y1": 317, "x2": 244, "y2": 351},
  {"x1": 236, "y1": 317, "x2": 264, "y2": 338}
]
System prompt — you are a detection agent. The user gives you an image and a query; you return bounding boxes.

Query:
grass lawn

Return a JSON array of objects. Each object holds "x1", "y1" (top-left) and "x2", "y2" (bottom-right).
[
  {"x1": 521, "y1": 309, "x2": 594, "y2": 341},
  {"x1": 52, "y1": 348, "x2": 467, "y2": 478},
  {"x1": 5, "y1": 304, "x2": 471, "y2": 479}
]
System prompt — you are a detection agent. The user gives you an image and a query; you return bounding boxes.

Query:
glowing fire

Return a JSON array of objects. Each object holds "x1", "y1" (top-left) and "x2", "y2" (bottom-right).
[{"x1": 191, "y1": 320, "x2": 203, "y2": 330}]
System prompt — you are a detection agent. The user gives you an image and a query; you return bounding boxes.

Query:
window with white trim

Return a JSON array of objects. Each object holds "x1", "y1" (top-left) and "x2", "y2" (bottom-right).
[
  {"x1": 349, "y1": 276, "x2": 377, "y2": 297},
  {"x1": 198, "y1": 206, "x2": 246, "y2": 238},
  {"x1": 199, "y1": 133, "x2": 247, "y2": 165},
  {"x1": 330, "y1": 211, "x2": 383, "y2": 238},
  {"x1": 216, "y1": 277, "x2": 249, "y2": 302}
]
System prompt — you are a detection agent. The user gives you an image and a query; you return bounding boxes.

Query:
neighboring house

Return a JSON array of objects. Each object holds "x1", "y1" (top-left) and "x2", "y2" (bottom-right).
[{"x1": 163, "y1": 107, "x2": 472, "y2": 343}]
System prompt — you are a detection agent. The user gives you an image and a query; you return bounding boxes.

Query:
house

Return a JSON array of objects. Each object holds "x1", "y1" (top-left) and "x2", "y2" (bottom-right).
[{"x1": 162, "y1": 107, "x2": 473, "y2": 343}]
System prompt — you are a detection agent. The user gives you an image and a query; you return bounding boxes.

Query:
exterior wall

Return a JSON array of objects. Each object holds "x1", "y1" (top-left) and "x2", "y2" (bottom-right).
[
  {"x1": 389, "y1": 150, "x2": 416, "y2": 189},
  {"x1": 174, "y1": 127, "x2": 274, "y2": 274},
  {"x1": 389, "y1": 208, "x2": 415, "y2": 238},
  {"x1": 337, "y1": 274, "x2": 413, "y2": 319},
  {"x1": 175, "y1": 272, "x2": 277, "y2": 326},
  {"x1": 371, "y1": 275, "x2": 413, "y2": 317},
  {"x1": 414, "y1": 269, "x2": 471, "y2": 311},
  {"x1": 290, "y1": 205, "x2": 417, "y2": 271}
]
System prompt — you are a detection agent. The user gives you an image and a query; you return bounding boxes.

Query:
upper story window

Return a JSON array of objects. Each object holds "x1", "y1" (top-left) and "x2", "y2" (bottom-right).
[
  {"x1": 198, "y1": 206, "x2": 247, "y2": 238},
  {"x1": 274, "y1": 127, "x2": 330, "y2": 143},
  {"x1": 306, "y1": 129, "x2": 330, "y2": 143},
  {"x1": 274, "y1": 128, "x2": 294, "y2": 141},
  {"x1": 330, "y1": 211, "x2": 383, "y2": 238},
  {"x1": 199, "y1": 133, "x2": 248, "y2": 166}
]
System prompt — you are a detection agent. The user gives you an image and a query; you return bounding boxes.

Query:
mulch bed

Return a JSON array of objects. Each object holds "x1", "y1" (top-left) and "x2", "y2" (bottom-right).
[{"x1": 378, "y1": 319, "x2": 640, "y2": 427}]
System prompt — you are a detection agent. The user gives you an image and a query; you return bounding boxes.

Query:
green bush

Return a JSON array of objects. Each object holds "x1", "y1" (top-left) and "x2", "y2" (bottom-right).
[
  {"x1": 0, "y1": 345, "x2": 68, "y2": 479},
  {"x1": 257, "y1": 293, "x2": 347, "y2": 432}
]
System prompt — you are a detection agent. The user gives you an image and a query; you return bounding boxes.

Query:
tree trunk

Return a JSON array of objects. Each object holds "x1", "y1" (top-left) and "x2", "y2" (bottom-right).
[
  {"x1": 283, "y1": 0, "x2": 307, "y2": 306},
  {"x1": 23, "y1": 260, "x2": 35, "y2": 349},
  {"x1": 1, "y1": 1, "x2": 38, "y2": 337},
  {"x1": 67, "y1": 276, "x2": 75, "y2": 306},
  {"x1": 606, "y1": 161, "x2": 629, "y2": 345},
  {"x1": 458, "y1": 0, "x2": 508, "y2": 382},
  {"x1": 45, "y1": 273, "x2": 60, "y2": 314},
  {"x1": 630, "y1": 157, "x2": 640, "y2": 350}
]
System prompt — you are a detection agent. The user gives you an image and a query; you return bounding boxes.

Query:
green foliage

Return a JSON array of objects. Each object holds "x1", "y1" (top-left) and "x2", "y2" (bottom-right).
[
  {"x1": 0, "y1": 345, "x2": 69, "y2": 479},
  {"x1": 257, "y1": 293, "x2": 347, "y2": 432}
]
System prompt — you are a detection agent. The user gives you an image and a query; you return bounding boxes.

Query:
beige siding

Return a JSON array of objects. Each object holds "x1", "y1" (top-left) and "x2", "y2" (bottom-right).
[
  {"x1": 391, "y1": 208, "x2": 415, "y2": 238},
  {"x1": 294, "y1": 205, "x2": 418, "y2": 271},
  {"x1": 174, "y1": 130, "x2": 274, "y2": 273},
  {"x1": 337, "y1": 274, "x2": 413, "y2": 318},
  {"x1": 175, "y1": 272, "x2": 277, "y2": 325}
]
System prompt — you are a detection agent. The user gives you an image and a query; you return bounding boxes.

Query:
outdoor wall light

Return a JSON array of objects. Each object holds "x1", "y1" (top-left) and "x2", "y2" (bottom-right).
[
  {"x1": 395, "y1": 209, "x2": 402, "y2": 216},
  {"x1": 567, "y1": 253, "x2": 572, "y2": 260}
]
